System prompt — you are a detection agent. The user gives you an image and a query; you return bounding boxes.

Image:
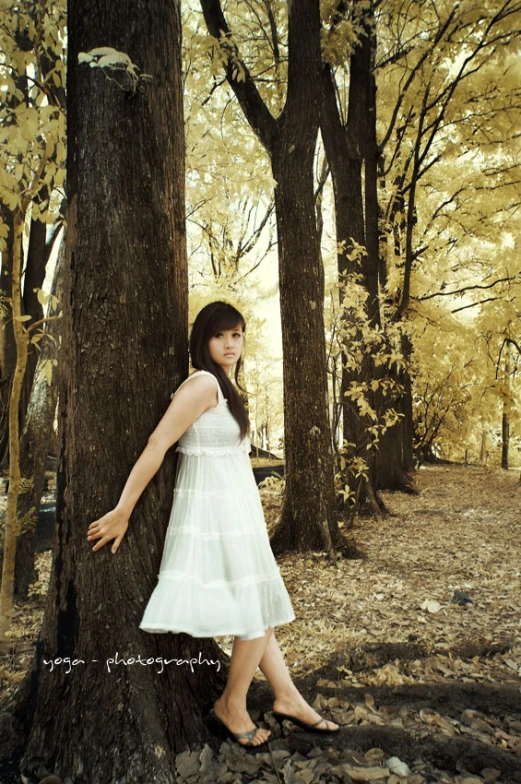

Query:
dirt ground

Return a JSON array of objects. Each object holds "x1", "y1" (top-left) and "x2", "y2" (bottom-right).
[{"x1": 1, "y1": 464, "x2": 520, "y2": 783}]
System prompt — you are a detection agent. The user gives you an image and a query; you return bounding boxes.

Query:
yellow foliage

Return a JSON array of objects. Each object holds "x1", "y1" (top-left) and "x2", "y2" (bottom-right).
[{"x1": 0, "y1": 0, "x2": 66, "y2": 224}]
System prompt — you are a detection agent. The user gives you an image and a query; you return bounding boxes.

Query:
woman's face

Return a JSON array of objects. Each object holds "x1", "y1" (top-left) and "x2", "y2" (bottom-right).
[{"x1": 208, "y1": 324, "x2": 244, "y2": 375}]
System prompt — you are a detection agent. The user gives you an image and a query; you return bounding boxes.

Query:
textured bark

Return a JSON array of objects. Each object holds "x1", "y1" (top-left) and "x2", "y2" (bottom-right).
[
  {"x1": 200, "y1": 0, "x2": 340, "y2": 554},
  {"x1": 375, "y1": 365, "x2": 416, "y2": 493},
  {"x1": 2, "y1": 1, "x2": 227, "y2": 782},
  {"x1": 375, "y1": 405, "x2": 416, "y2": 493},
  {"x1": 271, "y1": 142, "x2": 338, "y2": 553}
]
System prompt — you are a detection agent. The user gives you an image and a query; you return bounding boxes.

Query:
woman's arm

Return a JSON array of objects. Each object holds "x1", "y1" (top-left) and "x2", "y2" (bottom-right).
[{"x1": 86, "y1": 374, "x2": 218, "y2": 554}]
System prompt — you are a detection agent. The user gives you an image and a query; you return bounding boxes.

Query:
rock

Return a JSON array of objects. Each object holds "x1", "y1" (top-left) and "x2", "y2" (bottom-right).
[
  {"x1": 480, "y1": 770, "x2": 501, "y2": 783},
  {"x1": 461, "y1": 709, "x2": 480, "y2": 726},
  {"x1": 386, "y1": 756, "x2": 411, "y2": 777},
  {"x1": 471, "y1": 718, "x2": 493, "y2": 734},
  {"x1": 452, "y1": 590, "x2": 473, "y2": 606},
  {"x1": 421, "y1": 599, "x2": 442, "y2": 613},
  {"x1": 175, "y1": 749, "x2": 200, "y2": 780},
  {"x1": 460, "y1": 778, "x2": 484, "y2": 784}
]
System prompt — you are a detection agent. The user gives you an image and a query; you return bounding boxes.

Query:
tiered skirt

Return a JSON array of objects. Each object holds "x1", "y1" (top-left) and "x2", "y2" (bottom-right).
[{"x1": 139, "y1": 450, "x2": 295, "y2": 639}]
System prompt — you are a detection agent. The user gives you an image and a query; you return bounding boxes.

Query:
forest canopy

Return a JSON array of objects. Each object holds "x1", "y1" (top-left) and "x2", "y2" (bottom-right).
[{"x1": 0, "y1": 0, "x2": 520, "y2": 474}]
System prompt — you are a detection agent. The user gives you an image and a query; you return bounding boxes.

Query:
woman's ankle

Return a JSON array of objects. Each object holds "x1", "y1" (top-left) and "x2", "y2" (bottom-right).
[
  {"x1": 273, "y1": 685, "x2": 300, "y2": 704},
  {"x1": 216, "y1": 692, "x2": 247, "y2": 714}
]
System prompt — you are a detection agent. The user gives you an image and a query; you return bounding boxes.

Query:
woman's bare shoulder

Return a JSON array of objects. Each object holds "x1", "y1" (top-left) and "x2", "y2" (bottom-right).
[
  {"x1": 172, "y1": 371, "x2": 218, "y2": 402},
  {"x1": 186, "y1": 370, "x2": 217, "y2": 387}
]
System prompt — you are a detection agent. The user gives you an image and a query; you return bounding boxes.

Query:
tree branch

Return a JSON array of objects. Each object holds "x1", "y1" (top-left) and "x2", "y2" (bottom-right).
[
  {"x1": 418, "y1": 275, "x2": 519, "y2": 301},
  {"x1": 199, "y1": 0, "x2": 277, "y2": 152},
  {"x1": 379, "y1": 6, "x2": 459, "y2": 152},
  {"x1": 451, "y1": 296, "x2": 499, "y2": 313}
]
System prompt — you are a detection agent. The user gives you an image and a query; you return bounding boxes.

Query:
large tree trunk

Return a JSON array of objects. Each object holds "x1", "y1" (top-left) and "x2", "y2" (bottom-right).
[
  {"x1": 271, "y1": 146, "x2": 339, "y2": 553},
  {"x1": 200, "y1": 0, "x2": 340, "y2": 554},
  {"x1": 3, "y1": 1, "x2": 227, "y2": 781}
]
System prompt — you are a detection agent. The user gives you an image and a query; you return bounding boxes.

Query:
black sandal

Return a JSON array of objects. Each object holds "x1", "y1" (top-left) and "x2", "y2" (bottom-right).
[
  {"x1": 273, "y1": 711, "x2": 340, "y2": 733},
  {"x1": 208, "y1": 708, "x2": 272, "y2": 749}
]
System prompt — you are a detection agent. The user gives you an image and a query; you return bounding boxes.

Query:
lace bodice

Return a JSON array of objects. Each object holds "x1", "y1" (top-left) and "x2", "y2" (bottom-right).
[{"x1": 174, "y1": 370, "x2": 251, "y2": 456}]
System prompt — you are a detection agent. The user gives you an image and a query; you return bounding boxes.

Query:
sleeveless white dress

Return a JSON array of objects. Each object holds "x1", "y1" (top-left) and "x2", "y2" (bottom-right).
[{"x1": 139, "y1": 369, "x2": 295, "y2": 640}]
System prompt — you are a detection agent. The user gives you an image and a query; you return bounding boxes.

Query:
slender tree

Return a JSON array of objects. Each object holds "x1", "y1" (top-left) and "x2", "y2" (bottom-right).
[
  {"x1": 320, "y1": 1, "x2": 393, "y2": 513},
  {"x1": 200, "y1": 0, "x2": 341, "y2": 554}
]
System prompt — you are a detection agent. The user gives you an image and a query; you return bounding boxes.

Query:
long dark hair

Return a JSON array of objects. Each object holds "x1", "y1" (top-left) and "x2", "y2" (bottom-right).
[{"x1": 189, "y1": 301, "x2": 250, "y2": 440}]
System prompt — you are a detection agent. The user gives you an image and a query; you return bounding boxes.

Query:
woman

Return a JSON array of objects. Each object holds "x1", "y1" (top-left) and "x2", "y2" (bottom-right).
[{"x1": 87, "y1": 301, "x2": 339, "y2": 748}]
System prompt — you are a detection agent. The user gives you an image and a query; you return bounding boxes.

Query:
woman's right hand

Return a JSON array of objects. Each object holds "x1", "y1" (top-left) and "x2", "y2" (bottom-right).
[{"x1": 87, "y1": 506, "x2": 129, "y2": 554}]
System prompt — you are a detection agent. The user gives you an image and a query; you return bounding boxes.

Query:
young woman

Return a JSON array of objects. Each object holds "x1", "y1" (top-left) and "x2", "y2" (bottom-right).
[{"x1": 87, "y1": 301, "x2": 339, "y2": 748}]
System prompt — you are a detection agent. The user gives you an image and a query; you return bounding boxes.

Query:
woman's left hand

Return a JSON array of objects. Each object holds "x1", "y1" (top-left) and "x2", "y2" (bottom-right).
[{"x1": 87, "y1": 507, "x2": 129, "y2": 554}]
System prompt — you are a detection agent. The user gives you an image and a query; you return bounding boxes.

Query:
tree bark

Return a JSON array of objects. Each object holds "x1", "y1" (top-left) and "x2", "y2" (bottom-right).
[
  {"x1": 3, "y1": 1, "x2": 227, "y2": 781},
  {"x1": 271, "y1": 142, "x2": 338, "y2": 553},
  {"x1": 200, "y1": 0, "x2": 340, "y2": 554}
]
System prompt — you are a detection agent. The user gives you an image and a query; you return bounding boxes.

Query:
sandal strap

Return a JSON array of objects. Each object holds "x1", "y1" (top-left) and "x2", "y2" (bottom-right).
[{"x1": 233, "y1": 727, "x2": 260, "y2": 741}]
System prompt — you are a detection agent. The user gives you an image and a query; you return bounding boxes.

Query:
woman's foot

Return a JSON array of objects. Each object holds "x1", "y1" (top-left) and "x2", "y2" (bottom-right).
[
  {"x1": 272, "y1": 691, "x2": 339, "y2": 732},
  {"x1": 213, "y1": 696, "x2": 272, "y2": 747}
]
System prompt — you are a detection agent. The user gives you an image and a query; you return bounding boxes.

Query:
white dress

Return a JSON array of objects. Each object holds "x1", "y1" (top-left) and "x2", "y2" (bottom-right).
[{"x1": 139, "y1": 369, "x2": 295, "y2": 640}]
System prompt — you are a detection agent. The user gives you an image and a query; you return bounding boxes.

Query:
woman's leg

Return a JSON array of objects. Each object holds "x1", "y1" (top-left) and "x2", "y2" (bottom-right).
[
  {"x1": 214, "y1": 627, "x2": 274, "y2": 745},
  {"x1": 258, "y1": 631, "x2": 339, "y2": 730}
]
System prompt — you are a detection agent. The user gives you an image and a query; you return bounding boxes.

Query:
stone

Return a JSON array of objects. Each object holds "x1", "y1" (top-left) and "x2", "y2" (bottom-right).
[
  {"x1": 387, "y1": 757, "x2": 411, "y2": 777},
  {"x1": 480, "y1": 770, "x2": 501, "y2": 784}
]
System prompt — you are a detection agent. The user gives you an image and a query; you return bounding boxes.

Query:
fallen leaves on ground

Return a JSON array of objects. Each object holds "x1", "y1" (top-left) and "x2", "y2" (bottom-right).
[{"x1": 1, "y1": 464, "x2": 520, "y2": 783}]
